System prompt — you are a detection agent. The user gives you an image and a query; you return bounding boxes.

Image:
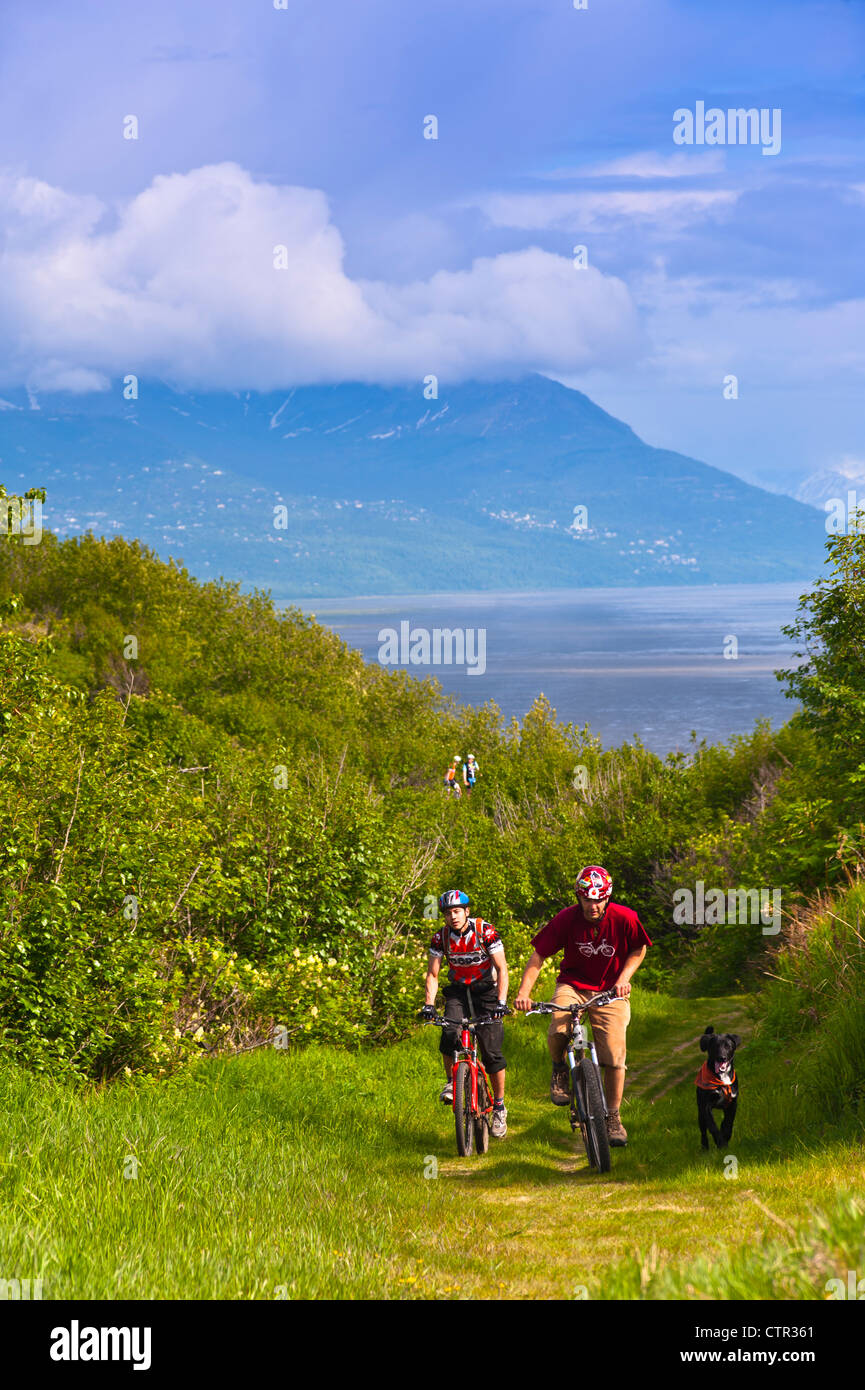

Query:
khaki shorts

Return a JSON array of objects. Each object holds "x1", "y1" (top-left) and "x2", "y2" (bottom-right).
[{"x1": 547, "y1": 983, "x2": 630, "y2": 1069}]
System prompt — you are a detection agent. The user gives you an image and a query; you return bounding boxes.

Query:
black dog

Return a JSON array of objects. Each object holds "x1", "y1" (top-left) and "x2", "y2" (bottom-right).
[{"x1": 696, "y1": 1025, "x2": 740, "y2": 1150}]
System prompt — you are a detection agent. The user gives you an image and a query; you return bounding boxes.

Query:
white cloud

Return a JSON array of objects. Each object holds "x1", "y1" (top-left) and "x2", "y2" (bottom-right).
[
  {"x1": 629, "y1": 269, "x2": 865, "y2": 386},
  {"x1": 558, "y1": 266, "x2": 865, "y2": 401},
  {"x1": 361, "y1": 246, "x2": 642, "y2": 378},
  {"x1": 546, "y1": 151, "x2": 727, "y2": 180},
  {"x1": 474, "y1": 188, "x2": 739, "y2": 233},
  {"x1": 0, "y1": 162, "x2": 642, "y2": 390},
  {"x1": 0, "y1": 174, "x2": 104, "y2": 248},
  {"x1": 26, "y1": 363, "x2": 111, "y2": 393}
]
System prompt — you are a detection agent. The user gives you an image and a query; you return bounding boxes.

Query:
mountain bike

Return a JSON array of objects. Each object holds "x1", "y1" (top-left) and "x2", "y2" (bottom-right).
[
  {"x1": 525, "y1": 988, "x2": 618, "y2": 1172},
  {"x1": 421, "y1": 1009, "x2": 509, "y2": 1156}
]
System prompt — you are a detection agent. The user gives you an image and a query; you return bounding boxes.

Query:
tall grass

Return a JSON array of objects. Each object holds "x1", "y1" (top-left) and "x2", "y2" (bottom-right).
[
  {"x1": 0, "y1": 986, "x2": 862, "y2": 1300},
  {"x1": 757, "y1": 882, "x2": 865, "y2": 1124},
  {"x1": 597, "y1": 1193, "x2": 865, "y2": 1300}
]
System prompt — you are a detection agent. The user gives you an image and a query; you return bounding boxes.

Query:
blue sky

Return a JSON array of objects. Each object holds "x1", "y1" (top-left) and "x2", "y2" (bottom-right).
[{"x1": 1, "y1": 0, "x2": 863, "y2": 493}]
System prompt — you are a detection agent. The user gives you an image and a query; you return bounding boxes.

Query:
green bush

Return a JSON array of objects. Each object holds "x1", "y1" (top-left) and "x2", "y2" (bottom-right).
[{"x1": 4, "y1": 514, "x2": 859, "y2": 1078}]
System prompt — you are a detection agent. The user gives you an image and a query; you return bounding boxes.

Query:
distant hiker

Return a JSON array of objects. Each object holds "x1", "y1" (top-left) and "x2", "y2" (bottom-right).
[
  {"x1": 513, "y1": 865, "x2": 651, "y2": 1148},
  {"x1": 462, "y1": 754, "x2": 479, "y2": 792},
  {"x1": 420, "y1": 888, "x2": 510, "y2": 1138},
  {"x1": 444, "y1": 755, "x2": 462, "y2": 797}
]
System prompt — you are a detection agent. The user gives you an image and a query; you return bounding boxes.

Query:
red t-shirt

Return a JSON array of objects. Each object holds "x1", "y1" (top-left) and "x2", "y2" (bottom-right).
[{"x1": 531, "y1": 901, "x2": 651, "y2": 991}]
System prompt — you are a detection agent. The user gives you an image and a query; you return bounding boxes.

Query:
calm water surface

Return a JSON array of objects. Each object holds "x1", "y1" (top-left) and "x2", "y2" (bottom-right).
[{"x1": 285, "y1": 583, "x2": 806, "y2": 755}]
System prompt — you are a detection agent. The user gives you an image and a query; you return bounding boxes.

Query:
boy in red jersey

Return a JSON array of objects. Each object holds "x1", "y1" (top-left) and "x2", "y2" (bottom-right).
[
  {"x1": 514, "y1": 866, "x2": 650, "y2": 1146},
  {"x1": 421, "y1": 889, "x2": 510, "y2": 1138}
]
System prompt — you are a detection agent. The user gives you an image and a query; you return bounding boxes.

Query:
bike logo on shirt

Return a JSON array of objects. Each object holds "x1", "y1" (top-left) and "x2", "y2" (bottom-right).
[{"x1": 577, "y1": 940, "x2": 615, "y2": 957}]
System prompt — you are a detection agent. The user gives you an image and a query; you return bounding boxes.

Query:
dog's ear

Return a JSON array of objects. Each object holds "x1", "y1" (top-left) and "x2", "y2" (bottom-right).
[
  {"x1": 700, "y1": 1028, "x2": 713, "y2": 1052},
  {"x1": 730, "y1": 1034, "x2": 741, "y2": 1049}
]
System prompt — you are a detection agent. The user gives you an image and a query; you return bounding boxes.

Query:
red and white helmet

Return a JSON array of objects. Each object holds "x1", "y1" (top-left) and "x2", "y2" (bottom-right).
[{"x1": 575, "y1": 865, "x2": 613, "y2": 900}]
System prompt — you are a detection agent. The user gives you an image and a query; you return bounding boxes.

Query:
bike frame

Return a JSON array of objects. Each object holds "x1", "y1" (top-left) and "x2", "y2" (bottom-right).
[
  {"x1": 453, "y1": 1021, "x2": 493, "y2": 1118},
  {"x1": 564, "y1": 1012, "x2": 607, "y2": 1130},
  {"x1": 525, "y1": 988, "x2": 617, "y2": 1128}
]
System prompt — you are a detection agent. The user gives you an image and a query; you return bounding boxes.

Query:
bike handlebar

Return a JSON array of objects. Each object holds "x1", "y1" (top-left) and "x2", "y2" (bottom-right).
[
  {"x1": 523, "y1": 987, "x2": 620, "y2": 1017},
  {"x1": 419, "y1": 1008, "x2": 512, "y2": 1029}
]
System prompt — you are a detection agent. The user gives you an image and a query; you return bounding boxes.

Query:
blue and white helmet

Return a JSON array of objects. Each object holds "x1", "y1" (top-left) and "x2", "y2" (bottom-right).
[{"x1": 438, "y1": 888, "x2": 471, "y2": 911}]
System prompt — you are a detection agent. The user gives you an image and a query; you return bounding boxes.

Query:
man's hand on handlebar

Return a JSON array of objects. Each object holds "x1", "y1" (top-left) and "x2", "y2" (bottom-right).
[
  {"x1": 612, "y1": 982, "x2": 631, "y2": 999},
  {"x1": 513, "y1": 994, "x2": 533, "y2": 1012},
  {"x1": 419, "y1": 1004, "x2": 437, "y2": 1021},
  {"x1": 492, "y1": 1000, "x2": 511, "y2": 1019}
]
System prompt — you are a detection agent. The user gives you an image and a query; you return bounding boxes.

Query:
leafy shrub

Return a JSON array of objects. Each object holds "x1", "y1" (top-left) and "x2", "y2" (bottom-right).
[{"x1": 3, "y1": 518, "x2": 855, "y2": 1077}]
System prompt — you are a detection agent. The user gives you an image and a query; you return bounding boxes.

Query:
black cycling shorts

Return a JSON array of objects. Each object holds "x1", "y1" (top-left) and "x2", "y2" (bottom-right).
[{"x1": 439, "y1": 981, "x2": 506, "y2": 1074}]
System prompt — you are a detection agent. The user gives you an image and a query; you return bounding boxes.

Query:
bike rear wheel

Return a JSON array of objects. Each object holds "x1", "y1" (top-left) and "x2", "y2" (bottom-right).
[
  {"x1": 474, "y1": 1075, "x2": 492, "y2": 1154},
  {"x1": 573, "y1": 1059, "x2": 611, "y2": 1172},
  {"x1": 454, "y1": 1062, "x2": 475, "y2": 1156}
]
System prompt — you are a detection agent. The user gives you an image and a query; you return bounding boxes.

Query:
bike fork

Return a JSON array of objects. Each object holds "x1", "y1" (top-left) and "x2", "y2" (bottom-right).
[
  {"x1": 451, "y1": 1054, "x2": 479, "y2": 1113},
  {"x1": 566, "y1": 1048, "x2": 587, "y2": 1127},
  {"x1": 589, "y1": 1040, "x2": 609, "y2": 1117},
  {"x1": 567, "y1": 1045, "x2": 608, "y2": 1124}
]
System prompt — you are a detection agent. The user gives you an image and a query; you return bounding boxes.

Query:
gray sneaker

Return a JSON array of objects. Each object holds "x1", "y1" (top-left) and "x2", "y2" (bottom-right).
[
  {"x1": 491, "y1": 1105, "x2": 508, "y2": 1138},
  {"x1": 439, "y1": 1081, "x2": 453, "y2": 1103}
]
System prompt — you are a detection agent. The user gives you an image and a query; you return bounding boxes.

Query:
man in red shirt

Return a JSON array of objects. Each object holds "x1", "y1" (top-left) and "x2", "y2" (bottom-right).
[{"x1": 514, "y1": 865, "x2": 651, "y2": 1147}]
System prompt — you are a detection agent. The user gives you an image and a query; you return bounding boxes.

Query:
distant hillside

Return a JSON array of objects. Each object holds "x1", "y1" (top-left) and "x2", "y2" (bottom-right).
[{"x1": 0, "y1": 375, "x2": 827, "y2": 595}]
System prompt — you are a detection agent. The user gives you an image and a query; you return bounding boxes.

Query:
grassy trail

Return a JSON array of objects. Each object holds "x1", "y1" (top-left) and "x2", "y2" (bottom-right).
[{"x1": 0, "y1": 987, "x2": 862, "y2": 1299}]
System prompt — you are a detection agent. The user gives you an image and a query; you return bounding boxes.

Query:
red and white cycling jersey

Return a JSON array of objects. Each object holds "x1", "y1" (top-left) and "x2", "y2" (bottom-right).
[{"x1": 429, "y1": 917, "x2": 504, "y2": 987}]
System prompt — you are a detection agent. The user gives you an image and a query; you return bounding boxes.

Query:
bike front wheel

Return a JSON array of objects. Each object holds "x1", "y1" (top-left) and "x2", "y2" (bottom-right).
[
  {"x1": 573, "y1": 1059, "x2": 611, "y2": 1173},
  {"x1": 454, "y1": 1062, "x2": 475, "y2": 1156}
]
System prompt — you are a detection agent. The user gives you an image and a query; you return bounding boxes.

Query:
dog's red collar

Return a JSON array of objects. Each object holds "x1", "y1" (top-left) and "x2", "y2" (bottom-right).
[{"x1": 695, "y1": 1061, "x2": 736, "y2": 1101}]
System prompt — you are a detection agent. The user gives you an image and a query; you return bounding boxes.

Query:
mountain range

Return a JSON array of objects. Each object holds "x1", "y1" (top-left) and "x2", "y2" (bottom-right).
[{"x1": 0, "y1": 374, "x2": 829, "y2": 596}]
